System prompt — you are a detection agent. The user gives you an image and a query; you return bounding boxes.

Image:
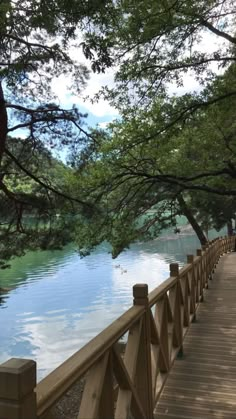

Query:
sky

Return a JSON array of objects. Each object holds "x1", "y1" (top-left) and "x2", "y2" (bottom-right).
[
  {"x1": 11, "y1": 24, "x2": 227, "y2": 161},
  {"x1": 49, "y1": 28, "x2": 227, "y2": 134},
  {"x1": 51, "y1": 45, "x2": 119, "y2": 130}
]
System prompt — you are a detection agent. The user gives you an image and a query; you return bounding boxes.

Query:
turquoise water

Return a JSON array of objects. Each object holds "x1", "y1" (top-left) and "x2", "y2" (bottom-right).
[{"x1": 0, "y1": 231, "x2": 223, "y2": 380}]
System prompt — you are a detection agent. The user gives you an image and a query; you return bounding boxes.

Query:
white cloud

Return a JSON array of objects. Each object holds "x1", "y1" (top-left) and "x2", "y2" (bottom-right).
[
  {"x1": 97, "y1": 121, "x2": 111, "y2": 129},
  {"x1": 52, "y1": 70, "x2": 118, "y2": 118},
  {"x1": 167, "y1": 30, "x2": 227, "y2": 96},
  {"x1": 52, "y1": 28, "x2": 228, "y2": 121},
  {"x1": 51, "y1": 40, "x2": 118, "y2": 118}
]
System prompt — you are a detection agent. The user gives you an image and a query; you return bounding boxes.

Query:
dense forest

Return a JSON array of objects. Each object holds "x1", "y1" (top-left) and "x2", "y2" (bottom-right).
[{"x1": 1, "y1": 0, "x2": 236, "y2": 265}]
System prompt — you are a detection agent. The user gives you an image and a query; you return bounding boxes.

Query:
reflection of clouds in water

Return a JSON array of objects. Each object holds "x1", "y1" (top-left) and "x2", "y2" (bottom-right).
[
  {"x1": 15, "y1": 305, "x2": 126, "y2": 381},
  {"x1": 0, "y1": 351, "x2": 11, "y2": 364},
  {"x1": 112, "y1": 252, "x2": 169, "y2": 297}
]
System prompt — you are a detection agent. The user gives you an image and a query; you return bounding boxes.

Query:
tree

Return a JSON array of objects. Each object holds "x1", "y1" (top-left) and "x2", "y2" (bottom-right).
[
  {"x1": 0, "y1": 137, "x2": 76, "y2": 267},
  {"x1": 67, "y1": 1, "x2": 236, "y2": 255},
  {"x1": 0, "y1": 0, "x2": 110, "y2": 264},
  {"x1": 84, "y1": 0, "x2": 236, "y2": 105},
  {"x1": 2, "y1": 0, "x2": 236, "y2": 262},
  {"x1": 75, "y1": 0, "x2": 236, "y2": 192},
  {"x1": 69, "y1": 64, "x2": 236, "y2": 257}
]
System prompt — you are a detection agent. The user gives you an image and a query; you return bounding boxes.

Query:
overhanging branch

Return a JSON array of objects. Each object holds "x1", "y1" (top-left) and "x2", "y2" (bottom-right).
[{"x1": 5, "y1": 148, "x2": 93, "y2": 209}]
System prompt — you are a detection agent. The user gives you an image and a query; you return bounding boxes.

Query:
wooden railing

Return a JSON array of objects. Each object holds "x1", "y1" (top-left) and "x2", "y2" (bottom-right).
[{"x1": 0, "y1": 236, "x2": 235, "y2": 419}]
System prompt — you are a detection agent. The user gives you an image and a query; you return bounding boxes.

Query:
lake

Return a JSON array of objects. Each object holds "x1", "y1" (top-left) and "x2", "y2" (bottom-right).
[{"x1": 0, "y1": 231, "x2": 222, "y2": 380}]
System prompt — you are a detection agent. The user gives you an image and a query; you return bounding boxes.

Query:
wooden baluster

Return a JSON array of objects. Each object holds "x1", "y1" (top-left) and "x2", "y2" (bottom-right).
[
  {"x1": 201, "y1": 245, "x2": 208, "y2": 289},
  {"x1": 155, "y1": 295, "x2": 170, "y2": 373},
  {"x1": 114, "y1": 317, "x2": 143, "y2": 419},
  {"x1": 209, "y1": 243, "x2": 213, "y2": 273},
  {"x1": 216, "y1": 238, "x2": 219, "y2": 260},
  {"x1": 209, "y1": 243, "x2": 214, "y2": 280},
  {"x1": 194, "y1": 252, "x2": 200, "y2": 301},
  {"x1": 99, "y1": 352, "x2": 114, "y2": 419},
  {"x1": 204, "y1": 244, "x2": 212, "y2": 281},
  {"x1": 149, "y1": 310, "x2": 160, "y2": 399},
  {"x1": 218, "y1": 238, "x2": 221, "y2": 259},
  {"x1": 169, "y1": 264, "x2": 183, "y2": 356},
  {"x1": 187, "y1": 255, "x2": 196, "y2": 321},
  {"x1": 209, "y1": 243, "x2": 213, "y2": 279},
  {"x1": 220, "y1": 237, "x2": 224, "y2": 256},
  {"x1": 113, "y1": 345, "x2": 145, "y2": 419},
  {"x1": 221, "y1": 237, "x2": 224, "y2": 254},
  {"x1": 197, "y1": 249, "x2": 204, "y2": 302},
  {"x1": 133, "y1": 284, "x2": 154, "y2": 419},
  {"x1": 78, "y1": 352, "x2": 110, "y2": 419},
  {"x1": 0, "y1": 358, "x2": 37, "y2": 419},
  {"x1": 181, "y1": 273, "x2": 190, "y2": 328},
  {"x1": 226, "y1": 235, "x2": 229, "y2": 253}
]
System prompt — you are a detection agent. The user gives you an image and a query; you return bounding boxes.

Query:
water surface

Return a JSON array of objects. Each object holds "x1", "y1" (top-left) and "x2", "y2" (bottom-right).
[{"x1": 0, "y1": 231, "x2": 222, "y2": 380}]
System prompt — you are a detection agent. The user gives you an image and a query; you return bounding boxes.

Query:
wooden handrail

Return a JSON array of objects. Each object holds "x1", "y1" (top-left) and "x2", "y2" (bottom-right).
[
  {"x1": 36, "y1": 305, "x2": 145, "y2": 416},
  {"x1": 0, "y1": 235, "x2": 235, "y2": 419}
]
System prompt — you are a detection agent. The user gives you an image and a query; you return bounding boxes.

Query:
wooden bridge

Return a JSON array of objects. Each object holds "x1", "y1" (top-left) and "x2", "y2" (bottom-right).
[{"x1": 0, "y1": 236, "x2": 236, "y2": 419}]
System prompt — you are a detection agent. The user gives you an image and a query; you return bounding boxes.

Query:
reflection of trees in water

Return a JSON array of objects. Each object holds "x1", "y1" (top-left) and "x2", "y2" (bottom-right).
[
  {"x1": 0, "y1": 287, "x2": 13, "y2": 306},
  {"x1": 0, "y1": 245, "x2": 75, "y2": 291}
]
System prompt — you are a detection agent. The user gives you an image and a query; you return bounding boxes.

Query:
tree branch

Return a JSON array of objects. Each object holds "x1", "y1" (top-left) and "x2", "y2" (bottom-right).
[
  {"x1": 0, "y1": 82, "x2": 8, "y2": 165},
  {"x1": 5, "y1": 148, "x2": 93, "y2": 209},
  {"x1": 201, "y1": 19, "x2": 236, "y2": 44}
]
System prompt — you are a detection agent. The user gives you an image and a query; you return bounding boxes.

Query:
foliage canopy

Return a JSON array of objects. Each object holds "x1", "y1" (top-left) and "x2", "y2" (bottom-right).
[{"x1": 1, "y1": 0, "x2": 236, "y2": 263}]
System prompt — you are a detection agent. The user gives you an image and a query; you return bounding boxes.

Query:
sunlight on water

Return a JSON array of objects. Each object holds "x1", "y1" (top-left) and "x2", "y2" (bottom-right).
[{"x1": 0, "y1": 231, "x2": 223, "y2": 380}]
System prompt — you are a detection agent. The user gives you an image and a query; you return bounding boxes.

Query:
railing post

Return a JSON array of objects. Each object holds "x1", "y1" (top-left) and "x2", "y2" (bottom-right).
[
  {"x1": 169, "y1": 264, "x2": 184, "y2": 357},
  {"x1": 0, "y1": 358, "x2": 37, "y2": 419},
  {"x1": 133, "y1": 284, "x2": 153, "y2": 419},
  {"x1": 170, "y1": 263, "x2": 179, "y2": 278},
  {"x1": 187, "y1": 255, "x2": 197, "y2": 322},
  {"x1": 201, "y1": 245, "x2": 208, "y2": 289},
  {"x1": 197, "y1": 249, "x2": 204, "y2": 301}
]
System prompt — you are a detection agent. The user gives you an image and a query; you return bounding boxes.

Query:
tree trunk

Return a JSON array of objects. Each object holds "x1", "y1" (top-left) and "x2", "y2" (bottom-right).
[
  {"x1": 177, "y1": 194, "x2": 208, "y2": 245},
  {"x1": 227, "y1": 219, "x2": 233, "y2": 236},
  {"x1": 0, "y1": 81, "x2": 8, "y2": 165}
]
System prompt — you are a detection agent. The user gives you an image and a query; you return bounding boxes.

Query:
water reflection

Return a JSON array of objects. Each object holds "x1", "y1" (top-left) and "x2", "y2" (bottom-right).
[{"x1": 0, "y1": 230, "x2": 225, "y2": 380}]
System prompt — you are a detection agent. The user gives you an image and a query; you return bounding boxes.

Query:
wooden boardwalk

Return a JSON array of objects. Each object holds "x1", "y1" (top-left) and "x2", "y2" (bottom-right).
[{"x1": 155, "y1": 252, "x2": 236, "y2": 419}]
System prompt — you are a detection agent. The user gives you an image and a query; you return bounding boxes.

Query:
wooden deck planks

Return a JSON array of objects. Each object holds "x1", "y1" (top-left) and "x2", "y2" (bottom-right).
[{"x1": 155, "y1": 252, "x2": 236, "y2": 419}]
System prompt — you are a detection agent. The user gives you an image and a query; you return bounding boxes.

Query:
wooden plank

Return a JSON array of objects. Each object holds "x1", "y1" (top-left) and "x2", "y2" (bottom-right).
[
  {"x1": 155, "y1": 297, "x2": 169, "y2": 373},
  {"x1": 155, "y1": 403, "x2": 236, "y2": 419},
  {"x1": 78, "y1": 352, "x2": 109, "y2": 419},
  {"x1": 113, "y1": 346, "x2": 145, "y2": 419},
  {"x1": 99, "y1": 352, "x2": 114, "y2": 419},
  {"x1": 134, "y1": 285, "x2": 154, "y2": 418},
  {"x1": 114, "y1": 319, "x2": 142, "y2": 418},
  {"x1": 155, "y1": 252, "x2": 236, "y2": 419}
]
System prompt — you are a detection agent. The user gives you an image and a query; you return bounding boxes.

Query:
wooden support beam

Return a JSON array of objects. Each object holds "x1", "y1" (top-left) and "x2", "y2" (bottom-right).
[
  {"x1": 113, "y1": 347, "x2": 145, "y2": 419},
  {"x1": 187, "y1": 255, "x2": 197, "y2": 319},
  {"x1": 78, "y1": 352, "x2": 109, "y2": 419},
  {"x1": 133, "y1": 284, "x2": 154, "y2": 419},
  {"x1": 99, "y1": 352, "x2": 114, "y2": 419},
  {"x1": 115, "y1": 318, "x2": 142, "y2": 419}
]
